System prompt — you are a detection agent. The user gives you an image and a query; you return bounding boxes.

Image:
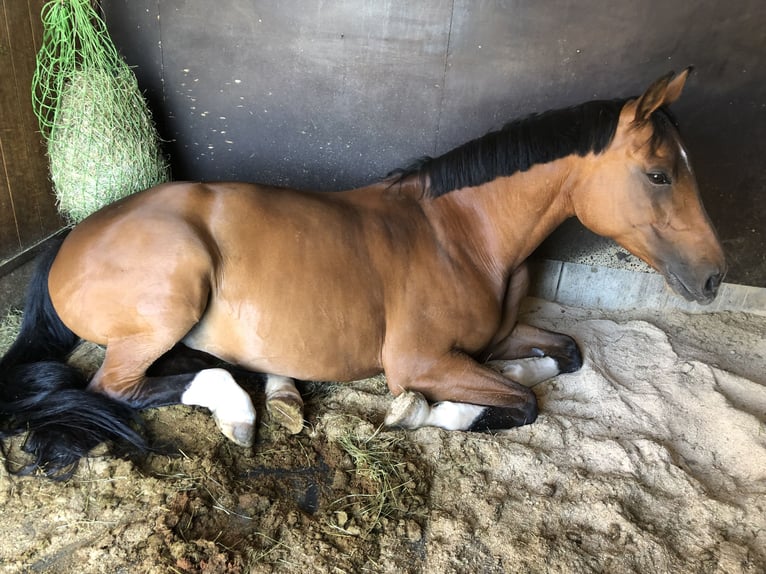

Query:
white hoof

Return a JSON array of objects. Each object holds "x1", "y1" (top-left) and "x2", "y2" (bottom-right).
[
  {"x1": 215, "y1": 417, "x2": 255, "y2": 447},
  {"x1": 266, "y1": 394, "x2": 304, "y2": 434},
  {"x1": 181, "y1": 368, "x2": 257, "y2": 447},
  {"x1": 385, "y1": 391, "x2": 488, "y2": 431}
]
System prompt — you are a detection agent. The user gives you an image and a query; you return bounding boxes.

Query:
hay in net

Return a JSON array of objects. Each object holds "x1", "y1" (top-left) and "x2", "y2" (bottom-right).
[
  {"x1": 47, "y1": 67, "x2": 170, "y2": 223},
  {"x1": 32, "y1": 0, "x2": 169, "y2": 223}
]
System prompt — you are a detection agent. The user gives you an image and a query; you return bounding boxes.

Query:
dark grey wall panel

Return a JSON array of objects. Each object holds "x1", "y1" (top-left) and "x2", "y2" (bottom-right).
[
  {"x1": 107, "y1": 0, "x2": 452, "y2": 190},
  {"x1": 103, "y1": 1, "x2": 765, "y2": 286}
]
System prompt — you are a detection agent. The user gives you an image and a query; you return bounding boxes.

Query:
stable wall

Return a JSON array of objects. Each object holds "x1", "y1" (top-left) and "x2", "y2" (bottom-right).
[
  {"x1": 4, "y1": 1, "x2": 763, "y2": 288},
  {"x1": 0, "y1": 0, "x2": 62, "y2": 267},
  {"x1": 101, "y1": 0, "x2": 765, "y2": 288}
]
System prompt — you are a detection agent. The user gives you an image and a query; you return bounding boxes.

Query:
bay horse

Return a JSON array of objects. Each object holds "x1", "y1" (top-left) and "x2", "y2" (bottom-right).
[{"x1": 0, "y1": 69, "x2": 725, "y2": 478}]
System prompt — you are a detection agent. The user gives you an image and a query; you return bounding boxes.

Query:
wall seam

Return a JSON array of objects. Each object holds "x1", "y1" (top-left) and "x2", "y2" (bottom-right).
[
  {"x1": 156, "y1": 0, "x2": 166, "y2": 107},
  {"x1": 433, "y1": 0, "x2": 455, "y2": 154}
]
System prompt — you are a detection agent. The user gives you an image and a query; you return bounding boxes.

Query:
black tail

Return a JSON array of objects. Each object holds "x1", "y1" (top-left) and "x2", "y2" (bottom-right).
[{"x1": 0, "y1": 235, "x2": 147, "y2": 480}]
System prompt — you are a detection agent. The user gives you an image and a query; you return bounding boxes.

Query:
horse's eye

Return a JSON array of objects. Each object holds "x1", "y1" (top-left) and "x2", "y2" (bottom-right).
[{"x1": 647, "y1": 172, "x2": 671, "y2": 186}]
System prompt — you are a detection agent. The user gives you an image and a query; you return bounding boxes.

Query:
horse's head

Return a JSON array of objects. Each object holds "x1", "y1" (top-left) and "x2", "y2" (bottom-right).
[{"x1": 573, "y1": 69, "x2": 726, "y2": 304}]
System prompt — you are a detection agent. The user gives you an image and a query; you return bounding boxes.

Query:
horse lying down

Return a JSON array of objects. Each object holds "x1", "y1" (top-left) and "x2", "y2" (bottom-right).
[{"x1": 0, "y1": 69, "x2": 725, "y2": 478}]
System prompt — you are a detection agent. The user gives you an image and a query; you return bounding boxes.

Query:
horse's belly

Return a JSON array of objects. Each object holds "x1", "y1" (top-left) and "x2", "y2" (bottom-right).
[{"x1": 182, "y1": 302, "x2": 384, "y2": 382}]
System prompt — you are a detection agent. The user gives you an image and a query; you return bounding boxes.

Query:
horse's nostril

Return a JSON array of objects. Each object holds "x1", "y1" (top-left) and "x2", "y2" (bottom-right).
[{"x1": 704, "y1": 272, "x2": 723, "y2": 296}]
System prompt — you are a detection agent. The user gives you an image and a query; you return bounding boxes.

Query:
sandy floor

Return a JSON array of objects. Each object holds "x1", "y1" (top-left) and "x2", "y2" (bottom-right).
[{"x1": 0, "y1": 299, "x2": 764, "y2": 573}]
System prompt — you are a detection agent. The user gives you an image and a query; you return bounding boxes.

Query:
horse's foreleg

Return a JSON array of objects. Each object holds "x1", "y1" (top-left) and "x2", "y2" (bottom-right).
[
  {"x1": 484, "y1": 323, "x2": 583, "y2": 381},
  {"x1": 484, "y1": 355, "x2": 562, "y2": 387},
  {"x1": 383, "y1": 352, "x2": 537, "y2": 432},
  {"x1": 483, "y1": 262, "x2": 582, "y2": 385}
]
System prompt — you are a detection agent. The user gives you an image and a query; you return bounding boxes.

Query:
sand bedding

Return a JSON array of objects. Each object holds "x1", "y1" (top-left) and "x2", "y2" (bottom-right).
[{"x1": 0, "y1": 299, "x2": 764, "y2": 573}]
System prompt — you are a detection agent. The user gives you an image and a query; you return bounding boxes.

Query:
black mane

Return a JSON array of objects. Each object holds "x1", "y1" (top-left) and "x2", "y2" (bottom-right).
[{"x1": 391, "y1": 97, "x2": 672, "y2": 197}]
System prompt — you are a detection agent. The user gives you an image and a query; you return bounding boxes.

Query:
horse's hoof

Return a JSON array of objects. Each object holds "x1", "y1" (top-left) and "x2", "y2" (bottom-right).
[
  {"x1": 553, "y1": 337, "x2": 583, "y2": 374},
  {"x1": 266, "y1": 394, "x2": 304, "y2": 434},
  {"x1": 384, "y1": 391, "x2": 430, "y2": 429},
  {"x1": 214, "y1": 417, "x2": 255, "y2": 447}
]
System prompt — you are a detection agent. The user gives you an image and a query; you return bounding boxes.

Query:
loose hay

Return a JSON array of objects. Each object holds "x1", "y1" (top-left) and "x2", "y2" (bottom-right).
[
  {"x1": 0, "y1": 309, "x2": 23, "y2": 355},
  {"x1": 325, "y1": 417, "x2": 426, "y2": 538}
]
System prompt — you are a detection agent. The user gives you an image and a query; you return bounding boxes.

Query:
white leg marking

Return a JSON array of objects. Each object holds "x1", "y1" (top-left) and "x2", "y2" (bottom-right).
[
  {"x1": 264, "y1": 374, "x2": 304, "y2": 434},
  {"x1": 385, "y1": 391, "x2": 431, "y2": 429},
  {"x1": 425, "y1": 401, "x2": 486, "y2": 431},
  {"x1": 181, "y1": 368, "x2": 256, "y2": 446},
  {"x1": 486, "y1": 356, "x2": 560, "y2": 387},
  {"x1": 265, "y1": 374, "x2": 299, "y2": 398},
  {"x1": 385, "y1": 391, "x2": 486, "y2": 431}
]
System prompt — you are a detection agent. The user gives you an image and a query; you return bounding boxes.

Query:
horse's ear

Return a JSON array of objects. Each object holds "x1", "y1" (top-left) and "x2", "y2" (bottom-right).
[{"x1": 633, "y1": 67, "x2": 693, "y2": 124}]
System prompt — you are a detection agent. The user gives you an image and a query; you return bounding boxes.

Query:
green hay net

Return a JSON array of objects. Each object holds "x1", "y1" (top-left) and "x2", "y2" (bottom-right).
[{"x1": 32, "y1": 0, "x2": 170, "y2": 223}]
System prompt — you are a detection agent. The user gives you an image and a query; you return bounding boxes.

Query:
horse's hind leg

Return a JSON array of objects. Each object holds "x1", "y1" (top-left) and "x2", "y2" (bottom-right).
[
  {"x1": 149, "y1": 346, "x2": 304, "y2": 435},
  {"x1": 90, "y1": 338, "x2": 257, "y2": 447},
  {"x1": 177, "y1": 369, "x2": 256, "y2": 446}
]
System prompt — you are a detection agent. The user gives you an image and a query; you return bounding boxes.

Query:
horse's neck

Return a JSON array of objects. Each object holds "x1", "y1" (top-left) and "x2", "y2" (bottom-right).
[{"x1": 423, "y1": 156, "x2": 578, "y2": 278}]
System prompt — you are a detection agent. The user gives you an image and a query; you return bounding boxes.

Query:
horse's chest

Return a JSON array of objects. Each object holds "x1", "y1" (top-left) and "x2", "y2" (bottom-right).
[{"x1": 389, "y1": 282, "x2": 502, "y2": 354}]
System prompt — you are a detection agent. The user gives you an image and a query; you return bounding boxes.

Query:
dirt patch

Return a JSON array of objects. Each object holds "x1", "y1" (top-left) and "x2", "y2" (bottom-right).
[{"x1": 1, "y1": 299, "x2": 764, "y2": 573}]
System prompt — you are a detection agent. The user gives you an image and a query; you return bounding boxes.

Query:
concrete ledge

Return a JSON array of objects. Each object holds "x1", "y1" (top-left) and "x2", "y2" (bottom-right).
[{"x1": 529, "y1": 259, "x2": 766, "y2": 317}]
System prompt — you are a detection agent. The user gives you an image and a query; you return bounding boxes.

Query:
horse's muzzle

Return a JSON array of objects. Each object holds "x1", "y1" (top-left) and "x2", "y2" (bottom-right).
[{"x1": 665, "y1": 262, "x2": 726, "y2": 305}]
